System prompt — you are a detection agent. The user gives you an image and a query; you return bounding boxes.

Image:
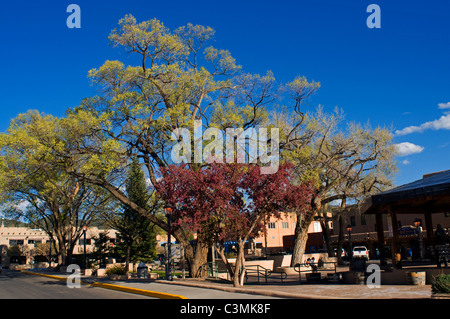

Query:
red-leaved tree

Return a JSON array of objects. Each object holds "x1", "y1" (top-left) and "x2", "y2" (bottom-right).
[{"x1": 157, "y1": 162, "x2": 315, "y2": 287}]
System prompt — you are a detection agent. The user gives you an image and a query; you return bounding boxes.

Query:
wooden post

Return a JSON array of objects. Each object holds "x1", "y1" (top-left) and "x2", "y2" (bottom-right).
[
  {"x1": 424, "y1": 211, "x2": 434, "y2": 244},
  {"x1": 389, "y1": 209, "x2": 401, "y2": 268},
  {"x1": 375, "y1": 212, "x2": 386, "y2": 265}
]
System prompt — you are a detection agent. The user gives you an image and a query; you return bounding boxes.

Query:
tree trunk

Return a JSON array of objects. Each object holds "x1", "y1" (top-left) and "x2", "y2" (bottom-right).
[
  {"x1": 238, "y1": 243, "x2": 246, "y2": 287},
  {"x1": 182, "y1": 236, "x2": 208, "y2": 278},
  {"x1": 125, "y1": 245, "x2": 131, "y2": 274},
  {"x1": 336, "y1": 199, "x2": 347, "y2": 264},
  {"x1": 320, "y1": 217, "x2": 333, "y2": 257},
  {"x1": 215, "y1": 244, "x2": 235, "y2": 278},
  {"x1": 233, "y1": 241, "x2": 246, "y2": 287},
  {"x1": 291, "y1": 212, "x2": 314, "y2": 266}
]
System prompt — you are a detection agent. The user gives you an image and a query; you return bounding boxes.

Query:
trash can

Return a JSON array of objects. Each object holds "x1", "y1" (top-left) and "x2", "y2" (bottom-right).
[
  {"x1": 137, "y1": 262, "x2": 149, "y2": 279},
  {"x1": 406, "y1": 271, "x2": 426, "y2": 285}
]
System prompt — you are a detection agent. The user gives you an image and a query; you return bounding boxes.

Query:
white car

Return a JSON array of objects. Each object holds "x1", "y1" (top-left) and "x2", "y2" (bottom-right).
[{"x1": 352, "y1": 246, "x2": 370, "y2": 260}]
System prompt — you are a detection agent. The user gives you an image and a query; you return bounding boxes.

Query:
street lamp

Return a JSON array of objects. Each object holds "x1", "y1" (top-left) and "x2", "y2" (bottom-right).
[
  {"x1": 347, "y1": 224, "x2": 353, "y2": 260},
  {"x1": 164, "y1": 206, "x2": 173, "y2": 281},
  {"x1": 82, "y1": 224, "x2": 88, "y2": 270},
  {"x1": 48, "y1": 235, "x2": 52, "y2": 269},
  {"x1": 413, "y1": 218, "x2": 424, "y2": 260}
]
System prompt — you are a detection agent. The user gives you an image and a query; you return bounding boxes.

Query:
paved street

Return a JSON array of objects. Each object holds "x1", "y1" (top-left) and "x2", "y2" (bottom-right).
[
  {"x1": 0, "y1": 269, "x2": 280, "y2": 299},
  {"x1": 0, "y1": 269, "x2": 154, "y2": 299}
]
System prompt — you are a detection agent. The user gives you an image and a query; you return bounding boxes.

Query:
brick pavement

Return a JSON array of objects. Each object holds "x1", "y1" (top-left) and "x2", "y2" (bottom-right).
[
  {"x1": 158, "y1": 276, "x2": 432, "y2": 299},
  {"x1": 22, "y1": 269, "x2": 433, "y2": 299}
]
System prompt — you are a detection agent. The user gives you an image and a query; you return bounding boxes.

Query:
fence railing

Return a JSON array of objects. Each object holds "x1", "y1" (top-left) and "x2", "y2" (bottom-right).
[
  {"x1": 293, "y1": 261, "x2": 337, "y2": 283},
  {"x1": 201, "y1": 262, "x2": 287, "y2": 283}
]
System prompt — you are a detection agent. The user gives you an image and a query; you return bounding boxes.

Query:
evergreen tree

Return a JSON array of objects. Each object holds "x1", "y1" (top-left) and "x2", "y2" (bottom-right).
[
  {"x1": 114, "y1": 159, "x2": 157, "y2": 273},
  {"x1": 91, "y1": 231, "x2": 113, "y2": 268}
]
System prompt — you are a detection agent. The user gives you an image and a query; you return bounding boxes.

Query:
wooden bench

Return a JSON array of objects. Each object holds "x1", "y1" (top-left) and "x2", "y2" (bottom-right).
[{"x1": 436, "y1": 244, "x2": 450, "y2": 267}]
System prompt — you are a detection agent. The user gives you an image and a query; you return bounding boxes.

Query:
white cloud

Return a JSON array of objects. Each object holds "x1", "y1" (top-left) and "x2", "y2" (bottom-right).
[
  {"x1": 438, "y1": 102, "x2": 450, "y2": 109},
  {"x1": 402, "y1": 159, "x2": 410, "y2": 165},
  {"x1": 395, "y1": 142, "x2": 424, "y2": 156},
  {"x1": 395, "y1": 113, "x2": 450, "y2": 136}
]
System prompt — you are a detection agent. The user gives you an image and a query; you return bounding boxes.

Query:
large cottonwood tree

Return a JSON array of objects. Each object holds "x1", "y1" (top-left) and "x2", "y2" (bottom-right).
[
  {"x1": 62, "y1": 15, "x2": 319, "y2": 277},
  {"x1": 278, "y1": 107, "x2": 397, "y2": 265}
]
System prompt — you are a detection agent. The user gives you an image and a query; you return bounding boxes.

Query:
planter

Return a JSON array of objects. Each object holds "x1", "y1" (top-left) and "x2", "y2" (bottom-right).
[
  {"x1": 406, "y1": 271, "x2": 426, "y2": 285},
  {"x1": 327, "y1": 273, "x2": 342, "y2": 284},
  {"x1": 149, "y1": 272, "x2": 159, "y2": 280},
  {"x1": 83, "y1": 269, "x2": 93, "y2": 276},
  {"x1": 305, "y1": 272, "x2": 321, "y2": 283},
  {"x1": 108, "y1": 274, "x2": 128, "y2": 281}
]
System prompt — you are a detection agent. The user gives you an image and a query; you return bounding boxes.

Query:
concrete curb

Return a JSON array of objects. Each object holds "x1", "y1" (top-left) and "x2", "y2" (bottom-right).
[
  {"x1": 20, "y1": 270, "x2": 187, "y2": 299},
  {"x1": 157, "y1": 279, "x2": 348, "y2": 299}
]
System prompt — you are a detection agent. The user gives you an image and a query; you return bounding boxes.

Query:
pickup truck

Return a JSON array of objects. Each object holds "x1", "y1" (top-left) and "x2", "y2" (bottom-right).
[{"x1": 352, "y1": 246, "x2": 370, "y2": 260}]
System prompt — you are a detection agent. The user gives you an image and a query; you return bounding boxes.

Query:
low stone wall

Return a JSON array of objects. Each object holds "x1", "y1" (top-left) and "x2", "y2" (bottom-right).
[
  {"x1": 267, "y1": 255, "x2": 291, "y2": 269},
  {"x1": 225, "y1": 258, "x2": 274, "y2": 270},
  {"x1": 267, "y1": 253, "x2": 337, "y2": 270},
  {"x1": 341, "y1": 266, "x2": 450, "y2": 285},
  {"x1": 9, "y1": 263, "x2": 31, "y2": 270}
]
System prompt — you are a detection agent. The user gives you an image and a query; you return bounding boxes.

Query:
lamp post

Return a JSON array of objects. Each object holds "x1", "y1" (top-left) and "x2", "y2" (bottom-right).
[
  {"x1": 347, "y1": 225, "x2": 353, "y2": 261},
  {"x1": 48, "y1": 235, "x2": 52, "y2": 269},
  {"x1": 82, "y1": 224, "x2": 88, "y2": 270},
  {"x1": 414, "y1": 218, "x2": 423, "y2": 260},
  {"x1": 164, "y1": 207, "x2": 173, "y2": 281}
]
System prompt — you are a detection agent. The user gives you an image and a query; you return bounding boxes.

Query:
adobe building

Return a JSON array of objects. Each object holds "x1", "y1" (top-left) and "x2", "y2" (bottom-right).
[
  {"x1": 0, "y1": 222, "x2": 118, "y2": 265},
  {"x1": 330, "y1": 170, "x2": 450, "y2": 263},
  {"x1": 253, "y1": 212, "x2": 329, "y2": 255}
]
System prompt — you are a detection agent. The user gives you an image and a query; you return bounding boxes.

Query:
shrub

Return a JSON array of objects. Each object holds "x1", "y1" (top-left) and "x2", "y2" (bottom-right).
[
  {"x1": 431, "y1": 273, "x2": 450, "y2": 294},
  {"x1": 105, "y1": 265, "x2": 127, "y2": 276}
]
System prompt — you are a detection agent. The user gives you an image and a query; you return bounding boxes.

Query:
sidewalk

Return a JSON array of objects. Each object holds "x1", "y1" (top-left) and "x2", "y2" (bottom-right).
[
  {"x1": 21, "y1": 269, "x2": 432, "y2": 299},
  {"x1": 157, "y1": 276, "x2": 432, "y2": 299}
]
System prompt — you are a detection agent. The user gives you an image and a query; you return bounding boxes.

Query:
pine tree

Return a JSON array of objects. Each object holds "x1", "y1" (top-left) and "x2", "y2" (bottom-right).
[{"x1": 114, "y1": 158, "x2": 157, "y2": 273}]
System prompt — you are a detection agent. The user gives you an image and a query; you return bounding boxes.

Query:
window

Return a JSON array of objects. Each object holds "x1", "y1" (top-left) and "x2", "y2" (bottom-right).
[
  {"x1": 9, "y1": 239, "x2": 24, "y2": 246},
  {"x1": 268, "y1": 222, "x2": 276, "y2": 229},
  {"x1": 28, "y1": 239, "x2": 42, "y2": 244},
  {"x1": 79, "y1": 238, "x2": 91, "y2": 245},
  {"x1": 313, "y1": 221, "x2": 321, "y2": 233},
  {"x1": 350, "y1": 216, "x2": 356, "y2": 227},
  {"x1": 361, "y1": 214, "x2": 366, "y2": 226},
  {"x1": 281, "y1": 222, "x2": 289, "y2": 229}
]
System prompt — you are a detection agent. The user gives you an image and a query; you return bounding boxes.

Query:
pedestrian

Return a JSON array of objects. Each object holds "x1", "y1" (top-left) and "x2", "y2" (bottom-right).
[
  {"x1": 435, "y1": 224, "x2": 447, "y2": 245},
  {"x1": 305, "y1": 257, "x2": 311, "y2": 267}
]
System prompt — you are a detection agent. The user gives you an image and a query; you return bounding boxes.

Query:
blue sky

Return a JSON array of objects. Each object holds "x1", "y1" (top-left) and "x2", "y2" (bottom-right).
[{"x1": 0, "y1": 0, "x2": 449, "y2": 187}]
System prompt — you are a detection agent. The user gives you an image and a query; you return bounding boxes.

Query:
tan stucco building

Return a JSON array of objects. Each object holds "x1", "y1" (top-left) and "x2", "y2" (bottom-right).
[{"x1": 0, "y1": 222, "x2": 118, "y2": 266}]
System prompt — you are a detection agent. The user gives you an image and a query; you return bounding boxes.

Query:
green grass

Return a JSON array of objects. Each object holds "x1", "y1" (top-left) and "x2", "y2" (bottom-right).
[{"x1": 151, "y1": 270, "x2": 185, "y2": 278}]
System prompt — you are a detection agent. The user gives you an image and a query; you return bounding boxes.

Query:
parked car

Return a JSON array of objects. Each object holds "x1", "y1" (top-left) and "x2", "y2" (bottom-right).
[
  {"x1": 0, "y1": 265, "x2": 2, "y2": 274},
  {"x1": 333, "y1": 248, "x2": 347, "y2": 258},
  {"x1": 352, "y1": 246, "x2": 370, "y2": 260}
]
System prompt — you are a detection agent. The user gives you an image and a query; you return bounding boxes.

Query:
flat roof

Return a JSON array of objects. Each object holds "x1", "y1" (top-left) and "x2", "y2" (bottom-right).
[{"x1": 364, "y1": 170, "x2": 450, "y2": 214}]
